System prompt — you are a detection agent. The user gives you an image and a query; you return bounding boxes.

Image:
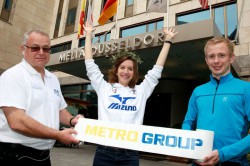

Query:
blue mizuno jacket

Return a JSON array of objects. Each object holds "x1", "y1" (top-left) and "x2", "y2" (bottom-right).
[{"x1": 182, "y1": 72, "x2": 250, "y2": 165}]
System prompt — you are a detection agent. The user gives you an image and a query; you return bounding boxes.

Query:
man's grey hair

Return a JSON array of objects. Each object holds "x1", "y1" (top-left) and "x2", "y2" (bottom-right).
[{"x1": 22, "y1": 29, "x2": 50, "y2": 45}]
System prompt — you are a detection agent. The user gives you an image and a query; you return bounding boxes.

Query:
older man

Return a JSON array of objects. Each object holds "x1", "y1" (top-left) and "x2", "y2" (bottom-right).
[{"x1": 0, "y1": 29, "x2": 82, "y2": 166}]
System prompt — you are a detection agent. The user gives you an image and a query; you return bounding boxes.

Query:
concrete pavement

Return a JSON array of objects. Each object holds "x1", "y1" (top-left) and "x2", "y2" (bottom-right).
[{"x1": 50, "y1": 143, "x2": 192, "y2": 166}]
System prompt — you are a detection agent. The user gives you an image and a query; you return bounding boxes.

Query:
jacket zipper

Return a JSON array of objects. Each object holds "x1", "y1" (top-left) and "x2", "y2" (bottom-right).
[{"x1": 212, "y1": 79, "x2": 220, "y2": 114}]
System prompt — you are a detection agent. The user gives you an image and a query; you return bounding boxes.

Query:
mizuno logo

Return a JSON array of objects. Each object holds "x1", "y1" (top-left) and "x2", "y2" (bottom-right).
[
  {"x1": 108, "y1": 94, "x2": 136, "y2": 111},
  {"x1": 110, "y1": 94, "x2": 135, "y2": 104}
]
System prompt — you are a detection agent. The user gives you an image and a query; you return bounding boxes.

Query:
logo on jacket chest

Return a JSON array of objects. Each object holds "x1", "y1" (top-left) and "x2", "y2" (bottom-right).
[
  {"x1": 108, "y1": 94, "x2": 137, "y2": 111},
  {"x1": 222, "y1": 96, "x2": 227, "y2": 102}
]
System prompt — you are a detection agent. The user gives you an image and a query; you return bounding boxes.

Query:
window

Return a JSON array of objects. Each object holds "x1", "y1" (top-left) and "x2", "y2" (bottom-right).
[
  {"x1": 226, "y1": 4, "x2": 237, "y2": 40},
  {"x1": 54, "y1": 0, "x2": 64, "y2": 38},
  {"x1": 64, "y1": 0, "x2": 78, "y2": 35},
  {"x1": 55, "y1": 14, "x2": 61, "y2": 30},
  {"x1": 177, "y1": 10, "x2": 210, "y2": 25},
  {"x1": 62, "y1": 84, "x2": 97, "y2": 104},
  {"x1": 214, "y1": 7, "x2": 224, "y2": 37},
  {"x1": 64, "y1": 7, "x2": 76, "y2": 34},
  {"x1": 92, "y1": 32, "x2": 111, "y2": 44},
  {"x1": 66, "y1": 8, "x2": 76, "y2": 26},
  {"x1": 61, "y1": 83, "x2": 98, "y2": 119},
  {"x1": 122, "y1": 25, "x2": 146, "y2": 38},
  {"x1": 51, "y1": 42, "x2": 72, "y2": 54},
  {"x1": 3, "y1": 0, "x2": 11, "y2": 10},
  {"x1": 125, "y1": 0, "x2": 134, "y2": 17},
  {"x1": 79, "y1": 32, "x2": 110, "y2": 47},
  {"x1": 177, "y1": 3, "x2": 237, "y2": 40},
  {"x1": 121, "y1": 19, "x2": 163, "y2": 38},
  {"x1": 79, "y1": 39, "x2": 86, "y2": 47},
  {"x1": 0, "y1": 0, "x2": 13, "y2": 21}
]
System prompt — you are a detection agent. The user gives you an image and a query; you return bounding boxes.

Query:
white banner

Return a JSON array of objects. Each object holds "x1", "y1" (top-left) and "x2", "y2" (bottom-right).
[
  {"x1": 147, "y1": 0, "x2": 168, "y2": 13},
  {"x1": 74, "y1": 118, "x2": 214, "y2": 160}
]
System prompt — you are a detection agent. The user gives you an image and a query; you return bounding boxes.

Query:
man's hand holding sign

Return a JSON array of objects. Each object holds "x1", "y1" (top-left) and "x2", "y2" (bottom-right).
[{"x1": 74, "y1": 118, "x2": 214, "y2": 160}]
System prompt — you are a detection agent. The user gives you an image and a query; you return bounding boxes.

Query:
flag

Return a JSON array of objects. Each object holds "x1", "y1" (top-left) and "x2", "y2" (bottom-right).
[
  {"x1": 86, "y1": 0, "x2": 93, "y2": 26},
  {"x1": 77, "y1": 0, "x2": 87, "y2": 38},
  {"x1": 199, "y1": 0, "x2": 209, "y2": 9},
  {"x1": 98, "y1": 0, "x2": 118, "y2": 25},
  {"x1": 147, "y1": 0, "x2": 167, "y2": 13}
]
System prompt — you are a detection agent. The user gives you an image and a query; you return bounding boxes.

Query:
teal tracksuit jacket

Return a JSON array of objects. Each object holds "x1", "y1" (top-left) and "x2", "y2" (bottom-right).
[{"x1": 182, "y1": 72, "x2": 250, "y2": 165}]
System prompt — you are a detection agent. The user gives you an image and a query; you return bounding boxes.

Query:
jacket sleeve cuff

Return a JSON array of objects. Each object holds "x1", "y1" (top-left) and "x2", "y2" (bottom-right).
[
  {"x1": 153, "y1": 65, "x2": 163, "y2": 73},
  {"x1": 218, "y1": 149, "x2": 225, "y2": 162}
]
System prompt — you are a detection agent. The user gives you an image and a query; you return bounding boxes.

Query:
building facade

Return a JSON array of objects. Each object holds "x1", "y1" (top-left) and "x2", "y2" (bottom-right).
[
  {"x1": 0, "y1": 0, "x2": 55, "y2": 72},
  {"x1": 0, "y1": 0, "x2": 250, "y2": 127}
]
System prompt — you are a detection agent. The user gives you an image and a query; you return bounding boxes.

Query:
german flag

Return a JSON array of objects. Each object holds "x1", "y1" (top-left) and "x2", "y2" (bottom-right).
[{"x1": 98, "y1": 0, "x2": 118, "y2": 25}]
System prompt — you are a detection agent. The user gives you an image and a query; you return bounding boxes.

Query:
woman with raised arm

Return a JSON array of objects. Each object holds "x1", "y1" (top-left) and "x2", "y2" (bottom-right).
[{"x1": 84, "y1": 22, "x2": 177, "y2": 166}]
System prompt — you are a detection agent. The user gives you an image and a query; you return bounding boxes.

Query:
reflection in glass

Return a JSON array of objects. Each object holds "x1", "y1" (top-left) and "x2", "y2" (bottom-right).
[
  {"x1": 51, "y1": 42, "x2": 71, "y2": 54},
  {"x1": 177, "y1": 10, "x2": 210, "y2": 25},
  {"x1": 121, "y1": 20, "x2": 163, "y2": 38},
  {"x1": 148, "y1": 23, "x2": 154, "y2": 32},
  {"x1": 92, "y1": 36, "x2": 99, "y2": 44},
  {"x1": 215, "y1": 7, "x2": 225, "y2": 36},
  {"x1": 176, "y1": 3, "x2": 237, "y2": 40},
  {"x1": 66, "y1": 8, "x2": 76, "y2": 26},
  {"x1": 99, "y1": 36, "x2": 105, "y2": 43},
  {"x1": 106, "y1": 33, "x2": 111, "y2": 41},
  {"x1": 122, "y1": 25, "x2": 146, "y2": 37},
  {"x1": 127, "y1": 0, "x2": 134, "y2": 6},
  {"x1": 227, "y1": 4, "x2": 237, "y2": 40},
  {"x1": 156, "y1": 20, "x2": 163, "y2": 29}
]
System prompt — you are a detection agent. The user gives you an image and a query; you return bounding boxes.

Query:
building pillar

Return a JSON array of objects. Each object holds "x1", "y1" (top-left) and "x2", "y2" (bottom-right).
[
  {"x1": 50, "y1": 0, "x2": 60, "y2": 38},
  {"x1": 58, "y1": 0, "x2": 70, "y2": 37},
  {"x1": 0, "y1": 0, "x2": 4, "y2": 13}
]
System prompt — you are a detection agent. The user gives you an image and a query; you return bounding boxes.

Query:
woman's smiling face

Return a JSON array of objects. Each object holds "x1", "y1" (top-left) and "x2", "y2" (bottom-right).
[{"x1": 117, "y1": 59, "x2": 134, "y2": 87}]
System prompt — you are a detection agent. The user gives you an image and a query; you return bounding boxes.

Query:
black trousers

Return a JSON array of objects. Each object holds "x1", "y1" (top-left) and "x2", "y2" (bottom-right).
[{"x1": 0, "y1": 142, "x2": 51, "y2": 166}]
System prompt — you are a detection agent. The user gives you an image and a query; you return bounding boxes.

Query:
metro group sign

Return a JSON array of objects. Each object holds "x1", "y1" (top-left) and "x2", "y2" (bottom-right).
[{"x1": 74, "y1": 118, "x2": 214, "y2": 160}]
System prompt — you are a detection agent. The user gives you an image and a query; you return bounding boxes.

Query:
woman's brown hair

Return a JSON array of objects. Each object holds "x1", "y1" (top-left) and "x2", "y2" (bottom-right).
[{"x1": 108, "y1": 52, "x2": 140, "y2": 88}]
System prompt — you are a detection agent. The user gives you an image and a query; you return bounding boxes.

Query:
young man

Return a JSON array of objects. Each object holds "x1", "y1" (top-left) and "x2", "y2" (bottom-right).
[
  {"x1": 182, "y1": 37, "x2": 250, "y2": 166},
  {"x1": 0, "y1": 29, "x2": 82, "y2": 166}
]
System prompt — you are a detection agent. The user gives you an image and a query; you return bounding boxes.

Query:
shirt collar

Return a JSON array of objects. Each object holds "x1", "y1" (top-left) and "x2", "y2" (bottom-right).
[{"x1": 20, "y1": 59, "x2": 52, "y2": 78}]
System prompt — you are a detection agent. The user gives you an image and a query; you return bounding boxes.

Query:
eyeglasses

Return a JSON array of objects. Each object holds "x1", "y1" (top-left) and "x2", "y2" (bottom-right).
[{"x1": 24, "y1": 44, "x2": 51, "y2": 53}]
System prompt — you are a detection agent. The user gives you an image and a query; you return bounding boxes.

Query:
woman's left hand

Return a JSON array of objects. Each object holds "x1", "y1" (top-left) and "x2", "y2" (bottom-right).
[{"x1": 164, "y1": 28, "x2": 178, "y2": 41}]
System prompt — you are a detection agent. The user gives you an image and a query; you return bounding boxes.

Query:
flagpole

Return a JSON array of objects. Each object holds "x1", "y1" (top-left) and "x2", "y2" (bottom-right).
[
  {"x1": 94, "y1": 23, "x2": 116, "y2": 44},
  {"x1": 114, "y1": 0, "x2": 120, "y2": 40}
]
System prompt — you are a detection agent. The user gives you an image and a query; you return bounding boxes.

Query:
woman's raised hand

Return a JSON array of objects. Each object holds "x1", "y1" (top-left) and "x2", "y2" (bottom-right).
[
  {"x1": 83, "y1": 21, "x2": 95, "y2": 33},
  {"x1": 164, "y1": 28, "x2": 178, "y2": 41}
]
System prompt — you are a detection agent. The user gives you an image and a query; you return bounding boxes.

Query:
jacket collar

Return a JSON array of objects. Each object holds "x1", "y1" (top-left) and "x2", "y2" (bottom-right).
[{"x1": 210, "y1": 72, "x2": 234, "y2": 84}]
